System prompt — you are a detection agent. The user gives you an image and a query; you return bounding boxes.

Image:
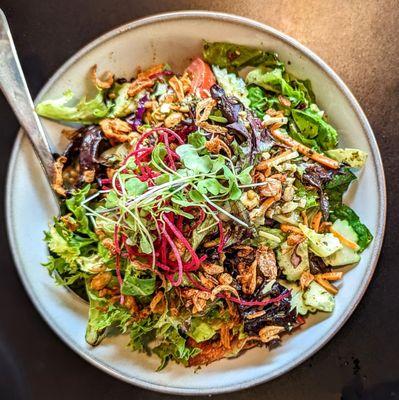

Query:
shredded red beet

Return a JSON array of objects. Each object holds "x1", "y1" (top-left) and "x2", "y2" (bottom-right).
[
  {"x1": 227, "y1": 291, "x2": 291, "y2": 307},
  {"x1": 163, "y1": 215, "x2": 200, "y2": 269},
  {"x1": 151, "y1": 127, "x2": 184, "y2": 145},
  {"x1": 176, "y1": 215, "x2": 184, "y2": 233},
  {"x1": 161, "y1": 226, "x2": 183, "y2": 286}
]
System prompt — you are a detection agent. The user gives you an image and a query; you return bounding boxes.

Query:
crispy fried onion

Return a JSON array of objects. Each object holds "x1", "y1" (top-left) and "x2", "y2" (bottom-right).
[
  {"x1": 90, "y1": 64, "x2": 114, "y2": 89},
  {"x1": 180, "y1": 71, "x2": 191, "y2": 93},
  {"x1": 181, "y1": 289, "x2": 211, "y2": 313},
  {"x1": 188, "y1": 339, "x2": 226, "y2": 366},
  {"x1": 199, "y1": 272, "x2": 218, "y2": 289},
  {"x1": 205, "y1": 137, "x2": 232, "y2": 158},
  {"x1": 220, "y1": 325, "x2": 231, "y2": 350},
  {"x1": 61, "y1": 128, "x2": 79, "y2": 140},
  {"x1": 128, "y1": 78, "x2": 154, "y2": 97},
  {"x1": 52, "y1": 156, "x2": 67, "y2": 196},
  {"x1": 99, "y1": 118, "x2": 133, "y2": 142},
  {"x1": 168, "y1": 76, "x2": 185, "y2": 101},
  {"x1": 60, "y1": 214, "x2": 78, "y2": 231},
  {"x1": 196, "y1": 98, "x2": 215, "y2": 122},
  {"x1": 199, "y1": 121, "x2": 228, "y2": 134},
  {"x1": 257, "y1": 245, "x2": 277, "y2": 280},
  {"x1": 258, "y1": 178, "x2": 282, "y2": 198},
  {"x1": 150, "y1": 291, "x2": 166, "y2": 314},
  {"x1": 258, "y1": 325, "x2": 285, "y2": 343},
  {"x1": 195, "y1": 98, "x2": 228, "y2": 134},
  {"x1": 300, "y1": 270, "x2": 314, "y2": 290},
  {"x1": 201, "y1": 262, "x2": 224, "y2": 275},
  {"x1": 237, "y1": 259, "x2": 257, "y2": 296},
  {"x1": 211, "y1": 284, "x2": 240, "y2": 300},
  {"x1": 188, "y1": 336, "x2": 260, "y2": 366}
]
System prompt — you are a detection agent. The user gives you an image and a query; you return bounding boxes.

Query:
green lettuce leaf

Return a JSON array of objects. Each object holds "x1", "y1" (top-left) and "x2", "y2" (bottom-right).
[
  {"x1": 203, "y1": 41, "x2": 282, "y2": 72},
  {"x1": 187, "y1": 319, "x2": 216, "y2": 343},
  {"x1": 325, "y1": 167, "x2": 357, "y2": 205},
  {"x1": 289, "y1": 122, "x2": 321, "y2": 151},
  {"x1": 108, "y1": 82, "x2": 136, "y2": 118},
  {"x1": 247, "y1": 86, "x2": 279, "y2": 118},
  {"x1": 85, "y1": 284, "x2": 132, "y2": 346},
  {"x1": 288, "y1": 76, "x2": 316, "y2": 104},
  {"x1": 121, "y1": 266, "x2": 156, "y2": 297},
  {"x1": 295, "y1": 183, "x2": 319, "y2": 209},
  {"x1": 125, "y1": 177, "x2": 148, "y2": 197},
  {"x1": 129, "y1": 316, "x2": 157, "y2": 351},
  {"x1": 246, "y1": 67, "x2": 306, "y2": 106},
  {"x1": 291, "y1": 108, "x2": 338, "y2": 151},
  {"x1": 36, "y1": 89, "x2": 111, "y2": 124},
  {"x1": 152, "y1": 313, "x2": 200, "y2": 370},
  {"x1": 65, "y1": 185, "x2": 96, "y2": 237}
]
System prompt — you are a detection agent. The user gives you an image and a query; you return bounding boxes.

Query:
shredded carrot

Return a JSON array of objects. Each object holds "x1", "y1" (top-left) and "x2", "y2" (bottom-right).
[
  {"x1": 269, "y1": 129, "x2": 340, "y2": 169},
  {"x1": 330, "y1": 227, "x2": 360, "y2": 250},
  {"x1": 314, "y1": 276, "x2": 338, "y2": 294},
  {"x1": 311, "y1": 211, "x2": 322, "y2": 232},
  {"x1": 137, "y1": 63, "x2": 165, "y2": 80},
  {"x1": 301, "y1": 211, "x2": 308, "y2": 226},
  {"x1": 280, "y1": 224, "x2": 302, "y2": 234},
  {"x1": 318, "y1": 272, "x2": 343, "y2": 281}
]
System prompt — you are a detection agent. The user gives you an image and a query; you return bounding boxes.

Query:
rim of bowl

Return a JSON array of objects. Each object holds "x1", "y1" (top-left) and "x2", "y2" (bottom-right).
[{"x1": 6, "y1": 10, "x2": 386, "y2": 395}]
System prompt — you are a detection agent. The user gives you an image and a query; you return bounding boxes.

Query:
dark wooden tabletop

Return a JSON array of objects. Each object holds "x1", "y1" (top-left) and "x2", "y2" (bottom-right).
[{"x1": 0, "y1": 1, "x2": 398, "y2": 399}]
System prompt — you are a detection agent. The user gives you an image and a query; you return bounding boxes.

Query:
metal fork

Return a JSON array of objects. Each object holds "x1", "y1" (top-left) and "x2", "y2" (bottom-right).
[{"x1": 0, "y1": 9, "x2": 55, "y2": 186}]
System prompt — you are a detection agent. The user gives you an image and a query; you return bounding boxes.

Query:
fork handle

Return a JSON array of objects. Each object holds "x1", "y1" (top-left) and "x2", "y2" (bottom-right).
[{"x1": 0, "y1": 9, "x2": 55, "y2": 184}]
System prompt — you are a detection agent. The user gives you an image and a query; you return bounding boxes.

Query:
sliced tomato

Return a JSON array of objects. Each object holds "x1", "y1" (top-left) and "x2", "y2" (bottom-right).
[{"x1": 185, "y1": 58, "x2": 216, "y2": 98}]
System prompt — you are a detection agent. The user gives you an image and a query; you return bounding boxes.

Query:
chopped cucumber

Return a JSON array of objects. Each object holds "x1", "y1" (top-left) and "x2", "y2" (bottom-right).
[
  {"x1": 324, "y1": 219, "x2": 361, "y2": 266},
  {"x1": 303, "y1": 281, "x2": 335, "y2": 312},
  {"x1": 299, "y1": 224, "x2": 342, "y2": 257},
  {"x1": 277, "y1": 240, "x2": 309, "y2": 281}
]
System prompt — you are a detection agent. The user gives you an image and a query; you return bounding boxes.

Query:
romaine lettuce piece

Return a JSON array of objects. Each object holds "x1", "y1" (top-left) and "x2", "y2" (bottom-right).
[
  {"x1": 203, "y1": 41, "x2": 282, "y2": 72},
  {"x1": 246, "y1": 67, "x2": 305, "y2": 106},
  {"x1": 36, "y1": 89, "x2": 111, "y2": 124},
  {"x1": 291, "y1": 108, "x2": 338, "y2": 151},
  {"x1": 188, "y1": 319, "x2": 216, "y2": 343}
]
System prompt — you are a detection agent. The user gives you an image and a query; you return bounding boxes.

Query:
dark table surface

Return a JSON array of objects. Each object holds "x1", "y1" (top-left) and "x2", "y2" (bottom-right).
[{"x1": 0, "y1": 1, "x2": 398, "y2": 399}]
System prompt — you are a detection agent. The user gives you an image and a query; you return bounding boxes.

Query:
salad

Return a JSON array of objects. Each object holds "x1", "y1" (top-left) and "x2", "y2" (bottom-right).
[{"x1": 37, "y1": 42, "x2": 372, "y2": 369}]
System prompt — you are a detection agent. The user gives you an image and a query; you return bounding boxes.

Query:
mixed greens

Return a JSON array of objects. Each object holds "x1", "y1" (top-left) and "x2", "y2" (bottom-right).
[{"x1": 38, "y1": 42, "x2": 372, "y2": 369}]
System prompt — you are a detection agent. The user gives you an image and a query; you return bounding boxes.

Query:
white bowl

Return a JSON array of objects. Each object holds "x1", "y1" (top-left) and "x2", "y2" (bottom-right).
[{"x1": 6, "y1": 11, "x2": 386, "y2": 395}]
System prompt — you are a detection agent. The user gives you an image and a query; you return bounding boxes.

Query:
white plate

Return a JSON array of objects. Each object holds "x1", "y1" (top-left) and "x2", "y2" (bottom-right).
[{"x1": 6, "y1": 11, "x2": 386, "y2": 395}]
